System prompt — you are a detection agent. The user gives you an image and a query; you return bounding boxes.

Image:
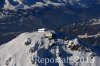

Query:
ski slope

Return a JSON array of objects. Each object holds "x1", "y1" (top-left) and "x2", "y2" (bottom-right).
[{"x1": 0, "y1": 31, "x2": 100, "y2": 66}]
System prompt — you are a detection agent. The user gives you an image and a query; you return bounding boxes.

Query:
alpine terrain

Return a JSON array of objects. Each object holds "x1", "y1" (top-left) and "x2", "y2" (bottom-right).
[
  {"x1": 0, "y1": 0, "x2": 100, "y2": 66},
  {"x1": 0, "y1": 29, "x2": 100, "y2": 66}
]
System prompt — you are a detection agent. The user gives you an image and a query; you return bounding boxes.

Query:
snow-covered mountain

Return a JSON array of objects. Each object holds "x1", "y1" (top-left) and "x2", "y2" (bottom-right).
[
  {"x1": 0, "y1": 30, "x2": 100, "y2": 66},
  {"x1": 0, "y1": 0, "x2": 99, "y2": 10}
]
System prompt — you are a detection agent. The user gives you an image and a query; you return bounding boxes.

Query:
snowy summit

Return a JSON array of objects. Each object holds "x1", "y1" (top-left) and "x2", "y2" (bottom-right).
[{"x1": 0, "y1": 29, "x2": 100, "y2": 66}]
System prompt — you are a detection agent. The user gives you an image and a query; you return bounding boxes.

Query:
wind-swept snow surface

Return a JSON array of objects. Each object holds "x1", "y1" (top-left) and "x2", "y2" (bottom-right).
[{"x1": 0, "y1": 31, "x2": 100, "y2": 66}]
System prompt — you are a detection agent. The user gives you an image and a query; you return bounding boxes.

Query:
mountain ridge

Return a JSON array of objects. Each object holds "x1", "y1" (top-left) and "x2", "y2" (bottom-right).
[{"x1": 0, "y1": 30, "x2": 100, "y2": 66}]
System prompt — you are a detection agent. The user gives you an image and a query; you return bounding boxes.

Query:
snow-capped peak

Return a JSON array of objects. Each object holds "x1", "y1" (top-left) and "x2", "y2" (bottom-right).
[{"x1": 0, "y1": 29, "x2": 100, "y2": 66}]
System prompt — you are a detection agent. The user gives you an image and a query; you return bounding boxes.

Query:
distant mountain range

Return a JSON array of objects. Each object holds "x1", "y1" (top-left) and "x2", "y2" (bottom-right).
[
  {"x1": 0, "y1": 0, "x2": 100, "y2": 10},
  {"x1": 0, "y1": 0, "x2": 100, "y2": 45}
]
